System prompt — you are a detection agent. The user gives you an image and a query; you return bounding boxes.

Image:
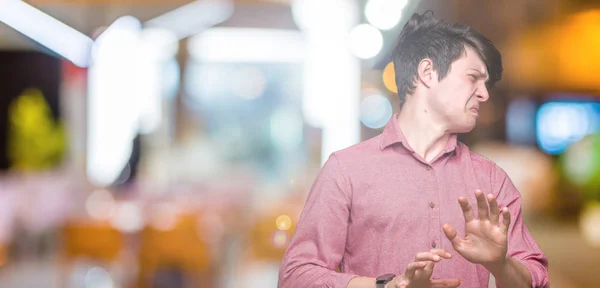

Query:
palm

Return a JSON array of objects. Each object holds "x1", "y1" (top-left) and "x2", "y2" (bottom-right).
[{"x1": 443, "y1": 190, "x2": 511, "y2": 266}]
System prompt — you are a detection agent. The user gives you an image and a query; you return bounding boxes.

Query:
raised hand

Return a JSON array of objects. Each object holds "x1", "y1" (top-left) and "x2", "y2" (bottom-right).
[{"x1": 442, "y1": 189, "x2": 511, "y2": 266}]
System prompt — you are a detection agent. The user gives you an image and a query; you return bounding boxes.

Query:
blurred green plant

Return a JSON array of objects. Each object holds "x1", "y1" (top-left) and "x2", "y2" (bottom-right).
[
  {"x1": 560, "y1": 133, "x2": 600, "y2": 202},
  {"x1": 7, "y1": 88, "x2": 66, "y2": 171}
]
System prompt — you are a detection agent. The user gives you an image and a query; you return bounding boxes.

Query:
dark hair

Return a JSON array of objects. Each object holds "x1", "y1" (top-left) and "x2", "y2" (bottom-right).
[{"x1": 392, "y1": 11, "x2": 502, "y2": 106}]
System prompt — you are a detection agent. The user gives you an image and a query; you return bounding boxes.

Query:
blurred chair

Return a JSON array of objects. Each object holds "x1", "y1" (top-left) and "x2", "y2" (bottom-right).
[
  {"x1": 137, "y1": 212, "x2": 213, "y2": 288},
  {"x1": 0, "y1": 243, "x2": 7, "y2": 269},
  {"x1": 60, "y1": 220, "x2": 124, "y2": 287},
  {"x1": 233, "y1": 206, "x2": 299, "y2": 287},
  {"x1": 248, "y1": 212, "x2": 296, "y2": 262}
]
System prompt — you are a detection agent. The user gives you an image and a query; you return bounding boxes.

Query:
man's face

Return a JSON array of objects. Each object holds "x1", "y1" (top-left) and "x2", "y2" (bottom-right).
[{"x1": 428, "y1": 45, "x2": 490, "y2": 133}]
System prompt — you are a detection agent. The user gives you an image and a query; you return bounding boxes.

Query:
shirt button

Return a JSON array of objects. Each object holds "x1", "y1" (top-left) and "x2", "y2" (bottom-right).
[
  {"x1": 426, "y1": 165, "x2": 431, "y2": 171},
  {"x1": 429, "y1": 202, "x2": 435, "y2": 209},
  {"x1": 431, "y1": 241, "x2": 437, "y2": 248}
]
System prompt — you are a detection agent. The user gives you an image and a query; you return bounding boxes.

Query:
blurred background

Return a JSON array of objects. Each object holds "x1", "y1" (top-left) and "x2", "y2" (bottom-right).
[{"x1": 0, "y1": 0, "x2": 599, "y2": 287}]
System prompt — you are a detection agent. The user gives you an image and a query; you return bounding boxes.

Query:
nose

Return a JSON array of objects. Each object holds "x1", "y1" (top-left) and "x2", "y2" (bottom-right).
[{"x1": 476, "y1": 83, "x2": 489, "y2": 102}]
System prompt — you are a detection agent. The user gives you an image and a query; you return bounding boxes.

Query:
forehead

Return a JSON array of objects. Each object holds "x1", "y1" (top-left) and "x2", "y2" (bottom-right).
[{"x1": 452, "y1": 45, "x2": 487, "y2": 73}]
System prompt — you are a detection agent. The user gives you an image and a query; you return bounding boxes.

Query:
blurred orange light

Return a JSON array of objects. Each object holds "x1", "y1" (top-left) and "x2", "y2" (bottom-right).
[
  {"x1": 382, "y1": 62, "x2": 397, "y2": 94},
  {"x1": 505, "y1": 9, "x2": 600, "y2": 92}
]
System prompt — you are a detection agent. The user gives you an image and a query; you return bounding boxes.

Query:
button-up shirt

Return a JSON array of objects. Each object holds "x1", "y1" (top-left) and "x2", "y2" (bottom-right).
[{"x1": 279, "y1": 113, "x2": 549, "y2": 287}]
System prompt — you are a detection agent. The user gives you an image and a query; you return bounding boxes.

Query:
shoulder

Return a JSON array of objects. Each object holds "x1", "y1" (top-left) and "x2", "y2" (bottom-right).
[
  {"x1": 458, "y1": 142, "x2": 506, "y2": 177},
  {"x1": 458, "y1": 142, "x2": 515, "y2": 197},
  {"x1": 329, "y1": 134, "x2": 384, "y2": 167}
]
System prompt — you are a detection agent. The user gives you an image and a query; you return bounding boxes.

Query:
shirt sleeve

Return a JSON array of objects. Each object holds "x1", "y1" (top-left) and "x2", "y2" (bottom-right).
[
  {"x1": 492, "y1": 165, "x2": 550, "y2": 288},
  {"x1": 278, "y1": 153, "x2": 358, "y2": 288}
]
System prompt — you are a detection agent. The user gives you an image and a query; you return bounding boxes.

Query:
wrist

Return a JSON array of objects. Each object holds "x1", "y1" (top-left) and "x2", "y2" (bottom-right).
[
  {"x1": 383, "y1": 277, "x2": 397, "y2": 288},
  {"x1": 485, "y1": 256, "x2": 510, "y2": 276},
  {"x1": 376, "y1": 273, "x2": 396, "y2": 288}
]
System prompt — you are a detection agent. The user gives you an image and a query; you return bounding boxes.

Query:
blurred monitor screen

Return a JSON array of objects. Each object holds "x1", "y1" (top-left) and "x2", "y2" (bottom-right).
[
  {"x1": 536, "y1": 97, "x2": 600, "y2": 155},
  {"x1": 506, "y1": 98, "x2": 538, "y2": 146}
]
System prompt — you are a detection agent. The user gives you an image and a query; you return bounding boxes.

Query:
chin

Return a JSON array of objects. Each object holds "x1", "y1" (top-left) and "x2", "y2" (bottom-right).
[{"x1": 451, "y1": 123, "x2": 476, "y2": 134}]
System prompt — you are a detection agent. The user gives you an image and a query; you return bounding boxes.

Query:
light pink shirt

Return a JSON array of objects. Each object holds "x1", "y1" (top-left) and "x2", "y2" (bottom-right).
[{"x1": 279, "y1": 114, "x2": 549, "y2": 288}]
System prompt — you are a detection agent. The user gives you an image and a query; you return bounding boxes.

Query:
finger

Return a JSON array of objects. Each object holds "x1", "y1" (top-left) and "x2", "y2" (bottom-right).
[
  {"x1": 422, "y1": 260, "x2": 435, "y2": 278},
  {"x1": 404, "y1": 261, "x2": 428, "y2": 279},
  {"x1": 429, "y1": 249, "x2": 452, "y2": 259},
  {"x1": 457, "y1": 197, "x2": 476, "y2": 223},
  {"x1": 430, "y1": 278, "x2": 461, "y2": 288},
  {"x1": 475, "y1": 189, "x2": 490, "y2": 221},
  {"x1": 500, "y1": 207, "x2": 511, "y2": 234},
  {"x1": 415, "y1": 252, "x2": 441, "y2": 262},
  {"x1": 488, "y1": 193, "x2": 500, "y2": 226},
  {"x1": 442, "y1": 223, "x2": 463, "y2": 248}
]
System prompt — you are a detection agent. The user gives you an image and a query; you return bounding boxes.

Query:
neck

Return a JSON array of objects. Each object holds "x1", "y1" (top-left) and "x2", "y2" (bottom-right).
[{"x1": 397, "y1": 101, "x2": 452, "y2": 163}]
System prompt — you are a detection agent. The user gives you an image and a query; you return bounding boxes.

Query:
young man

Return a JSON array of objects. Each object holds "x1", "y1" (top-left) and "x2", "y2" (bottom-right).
[{"x1": 278, "y1": 12, "x2": 549, "y2": 288}]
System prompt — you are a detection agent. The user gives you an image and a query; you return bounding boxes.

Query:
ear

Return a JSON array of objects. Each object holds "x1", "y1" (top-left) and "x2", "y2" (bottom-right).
[{"x1": 417, "y1": 58, "x2": 437, "y2": 88}]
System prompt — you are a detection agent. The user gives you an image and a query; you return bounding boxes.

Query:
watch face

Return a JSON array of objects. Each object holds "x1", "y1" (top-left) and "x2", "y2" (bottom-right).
[{"x1": 376, "y1": 273, "x2": 396, "y2": 283}]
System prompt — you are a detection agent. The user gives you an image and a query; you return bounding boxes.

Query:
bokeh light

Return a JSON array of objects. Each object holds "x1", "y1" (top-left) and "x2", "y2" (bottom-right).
[
  {"x1": 536, "y1": 102, "x2": 600, "y2": 155},
  {"x1": 365, "y1": 0, "x2": 408, "y2": 30},
  {"x1": 292, "y1": 0, "x2": 358, "y2": 32},
  {"x1": 348, "y1": 24, "x2": 383, "y2": 59},
  {"x1": 85, "y1": 189, "x2": 116, "y2": 220},
  {"x1": 360, "y1": 92, "x2": 393, "y2": 129},
  {"x1": 561, "y1": 134, "x2": 600, "y2": 199},
  {"x1": 271, "y1": 230, "x2": 289, "y2": 248},
  {"x1": 580, "y1": 201, "x2": 600, "y2": 248},
  {"x1": 382, "y1": 61, "x2": 397, "y2": 93},
  {"x1": 148, "y1": 202, "x2": 180, "y2": 231},
  {"x1": 275, "y1": 215, "x2": 292, "y2": 231},
  {"x1": 109, "y1": 202, "x2": 144, "y2": 233},
  {"x1": 84, "y1": 266, "x2": 114, "y2": 288}
]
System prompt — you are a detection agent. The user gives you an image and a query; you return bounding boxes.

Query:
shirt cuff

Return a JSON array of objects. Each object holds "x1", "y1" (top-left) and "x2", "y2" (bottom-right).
[
  {"x1": 329, "y1": 271, "x2": 359, "y2": 288},
  {"x1": 516, "y1": 258, "x2": 549, "y2": 288}
]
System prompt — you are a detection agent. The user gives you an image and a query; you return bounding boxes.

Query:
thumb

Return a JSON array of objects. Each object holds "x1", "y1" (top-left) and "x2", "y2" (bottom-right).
[{"x1": 442, "y1": 223, "x2": 462, "y2": 248}]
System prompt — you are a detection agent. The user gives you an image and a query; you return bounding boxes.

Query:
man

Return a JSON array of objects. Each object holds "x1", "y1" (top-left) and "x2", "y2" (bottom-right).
[{"x1": 278, "y1": 11, "x2": 549, "y2": 288}]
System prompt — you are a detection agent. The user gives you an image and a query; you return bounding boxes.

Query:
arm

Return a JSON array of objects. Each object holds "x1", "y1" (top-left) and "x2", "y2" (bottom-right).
[
  {"x1": 278, "y1": 154, "x2": 357, "y2": 288},
  {"x1": 347, "y1": 250, "x2": 459, "y2": 288},
  {"x1": 347, "y1": 277, "x2": 377, "y2": 288},
  {"x1": 441, "y1": 165, "x2": 549, "y2": 288},
  {"x1": 489, "y1": 166, "x2": 549, "y2": 288},
  {"x1": 487, "y1": 256, "x2": 533, "y2": 288}
]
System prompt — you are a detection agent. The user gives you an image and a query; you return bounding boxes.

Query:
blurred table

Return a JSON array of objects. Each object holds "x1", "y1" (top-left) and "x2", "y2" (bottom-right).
[{"x1": 527, "y1": 218, "x2": 600, "y2": 288}]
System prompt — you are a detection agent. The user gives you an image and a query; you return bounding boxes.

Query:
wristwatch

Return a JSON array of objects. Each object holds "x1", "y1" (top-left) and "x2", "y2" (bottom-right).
[{"x1": 375, "y1": 273, "x2": 396, "y2": 288}]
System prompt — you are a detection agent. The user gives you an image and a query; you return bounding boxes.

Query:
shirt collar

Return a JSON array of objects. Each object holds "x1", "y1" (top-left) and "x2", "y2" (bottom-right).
[{"x1": 379, "y1": 113, "x2": 458, "y2": 154}]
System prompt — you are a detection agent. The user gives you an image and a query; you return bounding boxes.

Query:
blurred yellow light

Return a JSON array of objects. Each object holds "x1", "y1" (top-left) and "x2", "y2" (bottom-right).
[
  {"x1": 580, "y1": 201, "x2": 600, "y2": 248},
  {"x1": 276, "y1": 215, "x2": 292, "y2": 231},
  {"x1": 382, "y1": 62, "x2": 397, "y2": 94}
]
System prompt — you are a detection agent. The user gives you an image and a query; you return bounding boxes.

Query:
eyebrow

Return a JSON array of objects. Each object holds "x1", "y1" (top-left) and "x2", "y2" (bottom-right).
[{"x1": 468, "y1": 68, "x2": 489, "y2": 81}]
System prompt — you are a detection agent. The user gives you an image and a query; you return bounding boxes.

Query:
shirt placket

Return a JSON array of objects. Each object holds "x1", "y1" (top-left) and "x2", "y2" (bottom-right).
[{"x1": 427, "y1": 163, "x2": 442, "y2": 279}]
